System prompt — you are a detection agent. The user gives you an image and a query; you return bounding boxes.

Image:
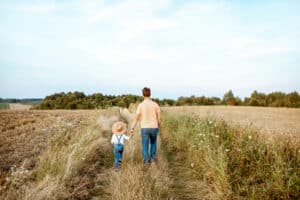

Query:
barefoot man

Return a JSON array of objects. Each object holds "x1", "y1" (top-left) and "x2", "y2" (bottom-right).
[{"x1": 130, "y1": 87, "x2": 161, "y2": 165}]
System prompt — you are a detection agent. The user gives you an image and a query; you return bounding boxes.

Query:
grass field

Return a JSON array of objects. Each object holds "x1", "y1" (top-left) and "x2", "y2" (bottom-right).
[
  {"x1": 0, "y1": 106, "x2": 299, "y2": 199},
  {"x1": 164, "y1": 106, "x2": 300, "y2": 136},
  {"x1": 0, "y1": 103, "x2": 9, "y2": 110}
]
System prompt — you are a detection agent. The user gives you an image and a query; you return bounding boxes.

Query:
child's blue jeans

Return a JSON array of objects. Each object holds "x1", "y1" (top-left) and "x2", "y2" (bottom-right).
[
  {"x1": 141, "y1": 128, "x2": 159, "y2": 164},
  {"x1": 113, "y1": 144, "x2": 124, "y2": 168}
]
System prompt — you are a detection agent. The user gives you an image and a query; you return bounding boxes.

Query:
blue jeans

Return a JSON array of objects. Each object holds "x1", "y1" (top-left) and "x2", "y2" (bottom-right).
[
  {"x1": 113, "y1": 144, "x2": 124, "y2": 168},
  {"x1": 141, "y1": 128, "x2": 159, "y2": 163}
]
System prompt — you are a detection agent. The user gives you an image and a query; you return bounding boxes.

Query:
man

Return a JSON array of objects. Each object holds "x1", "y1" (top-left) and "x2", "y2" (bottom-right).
[{"x1": 131, "y1": 87, "x2": 161, "y2": 165}]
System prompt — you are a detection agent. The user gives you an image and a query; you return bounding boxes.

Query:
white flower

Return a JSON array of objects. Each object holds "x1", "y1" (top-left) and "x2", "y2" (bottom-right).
[
  {"x1": 215, "y1": 135, "x2": 220, "y2": 138},
  {"x1": 248, "y1": 135, "x2": 252, "y2": 140},
  {"x1": 225, "y1": 149, "x2": 230, "y2": 152},
  {"x1": 209, "y1": 121, "x2": 212, "y2": 124},
  {"x1": 191, "y1": 163, "x2": 195, "y2": 168}
]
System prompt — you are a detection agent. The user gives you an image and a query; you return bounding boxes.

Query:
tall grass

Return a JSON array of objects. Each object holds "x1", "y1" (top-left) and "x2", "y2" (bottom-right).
[{"x1": 161, "y1": 112, "x2": 300, "y2": 199}]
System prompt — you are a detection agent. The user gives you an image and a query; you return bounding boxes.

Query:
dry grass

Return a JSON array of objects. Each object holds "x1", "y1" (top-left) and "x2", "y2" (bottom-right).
[
  {"x1": 0, "y1": 110, "x2": 97, "y2": 172},
  {"x1": 163, "y1": 106, "x2": 300, "y2": 136},
  {"x1": 0, "y1": 110, "x2": 99, "y2": 199}
]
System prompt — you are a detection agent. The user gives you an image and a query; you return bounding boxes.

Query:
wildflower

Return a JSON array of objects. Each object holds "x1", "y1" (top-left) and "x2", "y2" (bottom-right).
[
  {"x1": 215, "y1": 135, "x2": 220, "y2": 138},
  {"x1": 209, "y1": 121, "x2": 212, "y2": 124},
  {"x1": 248, "y1": 135, "x2": 252, "y2": 140},
  {"x1": 191, "y1": 163, "x2": 195, "y2": 168},
  {"x1": 225, "y1": 149, "x2": 230, "y2": 152}
]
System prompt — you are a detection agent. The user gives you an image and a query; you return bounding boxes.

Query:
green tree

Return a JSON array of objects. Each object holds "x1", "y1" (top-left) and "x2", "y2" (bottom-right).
[
  {"x1": 287, "y1": 91, "x2": 300, "y2": 107},
  {"x1": 223, "y1": 90, "x2": 236, "y2": 105}
]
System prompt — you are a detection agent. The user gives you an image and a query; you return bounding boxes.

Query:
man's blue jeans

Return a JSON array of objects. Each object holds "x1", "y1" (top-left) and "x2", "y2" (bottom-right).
[
  {"x1": 113, "y1": 144, "x2": 124, "y2": 168},
  {"x1": 141, "y1": 128, "x2": 159, "y2": 163}
]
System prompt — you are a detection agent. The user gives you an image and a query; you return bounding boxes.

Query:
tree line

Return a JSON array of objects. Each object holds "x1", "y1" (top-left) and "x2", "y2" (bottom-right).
[{"x1": 33, "y1": 90, "x2": 300, "y2": 109}]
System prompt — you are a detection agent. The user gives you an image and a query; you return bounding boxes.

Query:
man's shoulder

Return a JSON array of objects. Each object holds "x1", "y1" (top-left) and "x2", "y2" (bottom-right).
[
  {"x1": 137, "y1": 101, "x2": 144, "y2": 108},
  {"x1": 151, "y1": 100, "x2": 160, "y2": 107},
  {"x1": 138, "y1": 99, "x2": 159, "y2": 108}
]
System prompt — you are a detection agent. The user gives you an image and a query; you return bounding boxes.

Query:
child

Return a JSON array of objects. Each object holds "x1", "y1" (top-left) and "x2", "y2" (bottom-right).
[{"x1": 111, "y1": 121, "x2": 130, "y2": 171}]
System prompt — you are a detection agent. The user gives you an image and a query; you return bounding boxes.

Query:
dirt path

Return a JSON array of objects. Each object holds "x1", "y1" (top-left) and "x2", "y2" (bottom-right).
[
  {"x1": 93, "y1": 108, "x2": 202, "y2": 199},
  {"x1": 91, "y1": 109, "x2": 172, "y2": 200}
]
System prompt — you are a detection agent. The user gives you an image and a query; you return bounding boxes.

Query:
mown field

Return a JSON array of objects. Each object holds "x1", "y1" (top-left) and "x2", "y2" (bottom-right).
[{"x1": 0, "y1": 106, "x2": 299, "y2": 199}]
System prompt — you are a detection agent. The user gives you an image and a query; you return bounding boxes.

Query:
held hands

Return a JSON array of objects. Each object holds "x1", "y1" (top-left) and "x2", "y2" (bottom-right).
[{"x1": 130, "y1": 128, "x2": 135, "y2": 136}]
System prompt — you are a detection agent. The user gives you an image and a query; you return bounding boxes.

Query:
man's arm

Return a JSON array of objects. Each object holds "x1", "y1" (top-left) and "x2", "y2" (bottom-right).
[
  {"x1": 131, "y1": 113, "x2": 141, "y2": 134},
  {"x1": 156, "y1": 105, "x2": 161, "y2": 130}
]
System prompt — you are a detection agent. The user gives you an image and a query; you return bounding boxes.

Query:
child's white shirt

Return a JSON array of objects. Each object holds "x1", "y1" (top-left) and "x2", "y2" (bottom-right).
[{"x1": 111, "y1": 134, "x2": 130, "y2": 144}]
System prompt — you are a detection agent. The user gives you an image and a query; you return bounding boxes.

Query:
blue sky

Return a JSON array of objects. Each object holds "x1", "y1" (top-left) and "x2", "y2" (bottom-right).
[{"x1": 0, "y1": 0, "x2": 299, "y2": 99}]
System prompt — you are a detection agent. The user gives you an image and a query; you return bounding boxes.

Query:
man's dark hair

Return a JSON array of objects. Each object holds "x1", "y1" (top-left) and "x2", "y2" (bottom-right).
[{"x1": 142, "y1": 87, "x2": 151, "y2": 97}]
